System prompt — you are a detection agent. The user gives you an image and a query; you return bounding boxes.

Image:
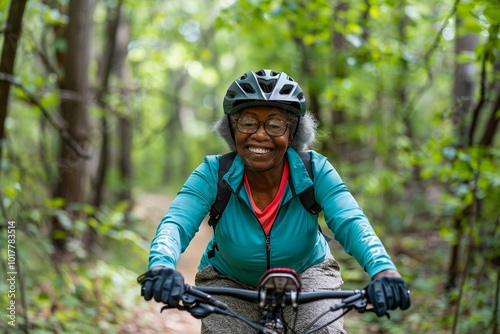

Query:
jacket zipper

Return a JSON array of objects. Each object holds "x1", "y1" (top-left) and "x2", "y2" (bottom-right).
[
  {"x1": 265, "y1": 234, "x2": 271, "y2": 269},
  {"x1": 231, "y1": 179, "x2": 286, "y2": 271},
  {"x1": 233, "y1": 190, "x2": 274, "y2": 270}
]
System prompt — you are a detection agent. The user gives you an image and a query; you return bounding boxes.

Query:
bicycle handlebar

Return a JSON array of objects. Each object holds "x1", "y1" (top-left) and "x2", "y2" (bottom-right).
[
  {"x1": 168, "y1": 284, "x2": 370, "y2": 317},
  {"x1": 196, "y1": 286, "x2": 366, "y2": 305},
  {"x1": 155, "y1": 283, "x2": 376, "y2": 334}
]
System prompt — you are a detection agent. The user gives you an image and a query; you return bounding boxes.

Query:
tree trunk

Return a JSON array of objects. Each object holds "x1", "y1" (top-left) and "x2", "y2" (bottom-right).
[
  {"x1": 446, "y1": 19, "x2": 478, "y2": 292},
  {"x1": 52, "y1": 0, "x2": 95, "y2": 262},
  {"x1": 163, "y1": 74, "x2": 186, "y2": 184},
  {"x1": 479, "y1": 59, "x2": 500, "y2": 147},
  {"x1": 329, "y1": 0, "x2": 348, "y2": 159},
  {"x1": 452, "y1": 19, "x2": 478, "y2": 148},
  {"x1": 93, "y1": 0, "x2": 123, "y2": 210},
  {"x1": 115, "y1": 10, "x2": 134, "y2": 223},
  {"x1": 478, "y1": 89, "x2": 500, "y2": 147},
  {"x1": 0, "y1": 0, "x2": 28, "y2": 161}
]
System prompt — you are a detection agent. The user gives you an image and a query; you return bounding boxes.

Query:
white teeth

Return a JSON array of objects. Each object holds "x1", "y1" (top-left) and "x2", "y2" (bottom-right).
[{"x1": 249, "y1": 147, "x2": 271, "y2": 154}]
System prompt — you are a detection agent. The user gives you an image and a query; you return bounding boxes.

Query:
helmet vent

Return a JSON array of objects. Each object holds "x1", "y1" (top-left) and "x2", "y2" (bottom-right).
[
  {"x1": 226, "y1": 90, "x2": 237, "y2": 99},
  {"x1": 240, "y1": 73, "x2": 248, "y2": 80},
  {"x1": 270, "y1": 71, "x2": 278, "y2": 76},
  {"x1": 255, "y1": 70, "x2": 266, "y2": 76},
  {"x1": 297, "y1": 92, "x2": 304, "y2": 100},
  {"x1": 239, "y1": 83, "x2": 256, "y2": 94},
  {"x1": 279, "y1": 84, "x2": 295, "y2": 95},
  {"x1": 258, "y1": 79, "x2": 277, "y2": 93}
]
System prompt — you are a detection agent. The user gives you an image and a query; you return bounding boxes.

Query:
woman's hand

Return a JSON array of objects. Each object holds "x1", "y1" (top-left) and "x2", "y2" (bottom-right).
[
  {"x1": 139, "y1": 268, "x2": 185, "y2": 306},
  {"x1": 365, "y1": 269, "x2": 411, "y2": 317}
]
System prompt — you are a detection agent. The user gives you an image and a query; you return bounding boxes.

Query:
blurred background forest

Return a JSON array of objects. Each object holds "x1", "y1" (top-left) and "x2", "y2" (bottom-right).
[{"x1": 0, "y1": 0, "x2": 499, "y2": 333}]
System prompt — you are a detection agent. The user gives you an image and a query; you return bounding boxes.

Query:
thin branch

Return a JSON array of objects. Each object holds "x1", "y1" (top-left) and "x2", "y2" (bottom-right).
[
  {"x1": 28, "y1": 28, "x2": 59, "y2": 75},
  {"x1": 0, "y1": 72, "x2": 91, "y2": 159},
  {"x1": 479, "y1": 88, "x2": 500, "y2": 147},
  {"x1": 133, "y1": 73, "x2": 187, "y2": 147},
  {"x1": 494, "y1": 267, "x2": 500, "y2": 334},
  {"x1": 134, "y1": 115, "x2": 178, "y2": 147},
  {"x1": 452, "y1": 172, "x2": 479, "y2": 334},
  {"x1": 468, "y1": 48, "x2": 491, "y2": 146}
]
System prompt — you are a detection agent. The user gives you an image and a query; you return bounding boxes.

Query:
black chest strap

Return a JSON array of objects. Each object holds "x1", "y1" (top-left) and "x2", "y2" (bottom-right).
[
  {"x1": 296, "y1": 151, "x2": 322, "y2": 215},
  {"x1": 208, "y1": 152, "x2": 237, "y2": 229}
]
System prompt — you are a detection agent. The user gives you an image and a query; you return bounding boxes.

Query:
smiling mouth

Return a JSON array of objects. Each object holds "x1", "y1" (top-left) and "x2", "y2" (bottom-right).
[{"x1": 248, "y1": 147, "x2": 272, "y2": 154}]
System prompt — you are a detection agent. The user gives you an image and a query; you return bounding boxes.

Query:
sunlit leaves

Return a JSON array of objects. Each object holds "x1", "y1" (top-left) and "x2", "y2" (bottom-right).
[
  {"x1": 484, "y1": 4, "x2": 500, "y2": 24},
  {"x1": 28, "y1": 2, "x2": 68, "y2": 26}
]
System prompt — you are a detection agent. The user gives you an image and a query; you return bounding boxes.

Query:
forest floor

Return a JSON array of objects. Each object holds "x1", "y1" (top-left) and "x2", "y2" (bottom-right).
[{"x1": 128, "y1": 192, "x2": 211, "y2": 334}]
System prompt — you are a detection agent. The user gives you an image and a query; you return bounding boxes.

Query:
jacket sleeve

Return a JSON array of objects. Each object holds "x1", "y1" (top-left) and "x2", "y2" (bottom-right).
[
  {"x1": 148, "y1": 155, "x2": 219, "y2": 270},
  {"x1": 311, "y1": 152, "x2": 398, "y2": 278}
]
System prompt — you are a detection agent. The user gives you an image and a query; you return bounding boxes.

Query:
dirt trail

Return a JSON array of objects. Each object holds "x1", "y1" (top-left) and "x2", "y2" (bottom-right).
[{"x1": 132, "y1": 192, "x2": 213, "y2": 333}]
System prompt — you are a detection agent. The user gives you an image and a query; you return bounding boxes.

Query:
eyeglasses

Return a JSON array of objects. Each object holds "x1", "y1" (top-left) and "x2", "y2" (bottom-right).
[{"x1": 236, "y1": 116, "x2": 289, "y2": 137}]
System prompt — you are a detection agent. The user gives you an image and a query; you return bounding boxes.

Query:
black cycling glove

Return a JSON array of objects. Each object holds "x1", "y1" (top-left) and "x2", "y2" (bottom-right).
[
  {"x1": 138, "y1": 268, "x2": 185, "y2": 306},
  {"x1": 365, "y1": 276, "x2": 411, "y2": 317}
]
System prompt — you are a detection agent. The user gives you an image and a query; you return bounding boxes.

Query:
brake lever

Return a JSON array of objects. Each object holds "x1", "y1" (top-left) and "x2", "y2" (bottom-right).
[
  {"x1": 359, "y1": 306, "x2": 391, "y2": 319},
  {"x1": 352, "y1": 297, "x2": 367, "y2": 310}
]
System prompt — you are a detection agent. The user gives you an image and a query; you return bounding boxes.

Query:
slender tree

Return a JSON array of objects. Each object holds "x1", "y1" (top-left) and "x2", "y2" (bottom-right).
[
  {"x1": 0, "y1": 0, "x2": 28, "y2": 164},
  {"x1": 115, "y1": 7, "x2": 134, "y2": 223},
  {"x1": 93, "y1": 0, "x2": 124, "y2": 211},
  {"x1": 0, "y1": 2, "x2": 29, "y2": 326},
  {"x1": 52, "y1": 0, "x2": 95, "y2": 262}
]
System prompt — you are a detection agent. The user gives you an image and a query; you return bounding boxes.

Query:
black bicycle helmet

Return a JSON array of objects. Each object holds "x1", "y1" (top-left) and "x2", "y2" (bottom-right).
[{"x1": 223, "y1": 69, "x2": 306, "y2": 116}]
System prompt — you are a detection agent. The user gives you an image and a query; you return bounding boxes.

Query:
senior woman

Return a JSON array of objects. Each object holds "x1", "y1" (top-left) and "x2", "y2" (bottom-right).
[{"x1": 139, "y1": 69, "x2": 411, "y2": 333}]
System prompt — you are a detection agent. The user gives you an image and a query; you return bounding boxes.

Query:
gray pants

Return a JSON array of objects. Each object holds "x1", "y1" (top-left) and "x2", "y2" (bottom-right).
[{"x1": 195, "y1": 253, "x2": 347, "y2": 334}]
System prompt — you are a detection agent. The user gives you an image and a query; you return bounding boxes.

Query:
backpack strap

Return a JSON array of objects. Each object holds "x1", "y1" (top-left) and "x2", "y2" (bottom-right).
[
  {"x1": 207, "y1": 152, "x2": 236, "y2": 258},
  {"x1": 297, "y1": 151, "x2": 322, "y2": 215},
  {"x1": 208, "y1": 152, "x2": 237, "y2": 230},
  {"x1": 297, "y1": 151, "x2": 331, "y2": 242}
]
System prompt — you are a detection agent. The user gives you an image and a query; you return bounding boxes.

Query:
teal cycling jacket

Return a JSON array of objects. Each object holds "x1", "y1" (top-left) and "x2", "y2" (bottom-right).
[{"x1": 148, "y1": 148, "x2": 397, "y2": 287}]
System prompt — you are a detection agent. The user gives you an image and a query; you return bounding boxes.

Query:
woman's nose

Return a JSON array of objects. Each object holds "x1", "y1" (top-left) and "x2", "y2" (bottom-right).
[{"x1": 252, "y1": 122, "x2": 269, "y2": 139}]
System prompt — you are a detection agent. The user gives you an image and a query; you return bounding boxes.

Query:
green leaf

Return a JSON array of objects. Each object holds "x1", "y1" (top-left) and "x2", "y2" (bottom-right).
[
  {"x1": 60, "y1": 295, "x2": 81, "y2": 307},
  {"x1": 420, "y1": 168, "x2": 434, "y2": 179},
  {"x1": 464, "y1": 18, "x2": 483, "y2": 33},
  {"x1": 52, "y1": 230, "x2": 67, "y2": 240},
  {"x1": 54, "y1": 209, "x2": 73, "y2": 230},
  {"x1": 455, "y1": 4, "x2": 475, "y2": 20},
  {"x1": 456, "y1": 50, "x2": 477, "y2": 64},
  {"x1": 45, "y1": 197, "x2": 66, "y2": 208},
  {"x1": 484, "y1": 5, "x2": 500, "y2": 24},
  {"x1": 4, "y1": 185, "x2": 18, "y2": 198},
  {"x1": 82, "y1": 204, "x2": 96, "y2": 215},
  {"x1": 304, "y1": 34, "x2": 315, "y2": 45},
  {"x1": 439, "y1": 227, "x2": 453, "y2": 238}
]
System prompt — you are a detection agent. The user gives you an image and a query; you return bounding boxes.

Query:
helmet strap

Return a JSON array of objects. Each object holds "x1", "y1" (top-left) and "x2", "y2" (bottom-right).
[{"x1": 228, "y1": 113, "x2": 236, "y2": 144}]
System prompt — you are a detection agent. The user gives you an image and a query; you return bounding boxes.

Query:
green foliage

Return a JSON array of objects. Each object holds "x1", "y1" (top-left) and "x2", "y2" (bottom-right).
[{"x1": 0, "y1": 201, "x2": 149, "y2": 333}]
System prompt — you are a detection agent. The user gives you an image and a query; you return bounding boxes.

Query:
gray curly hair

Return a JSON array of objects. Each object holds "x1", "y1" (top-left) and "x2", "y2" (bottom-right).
[{"x1": 212, "y1": 110, "x2": 319, "y2": 152}]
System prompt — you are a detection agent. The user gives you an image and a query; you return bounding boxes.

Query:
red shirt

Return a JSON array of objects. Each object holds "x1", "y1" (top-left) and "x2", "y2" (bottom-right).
[{"x1": 244, "y1": 160, "x2": 289, "y2": 235}]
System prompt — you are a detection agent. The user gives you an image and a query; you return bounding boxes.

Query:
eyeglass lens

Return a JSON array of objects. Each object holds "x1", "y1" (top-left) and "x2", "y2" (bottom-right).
[{"x1": 237, "y1": 116, "x2": 288, "y2": 136}]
